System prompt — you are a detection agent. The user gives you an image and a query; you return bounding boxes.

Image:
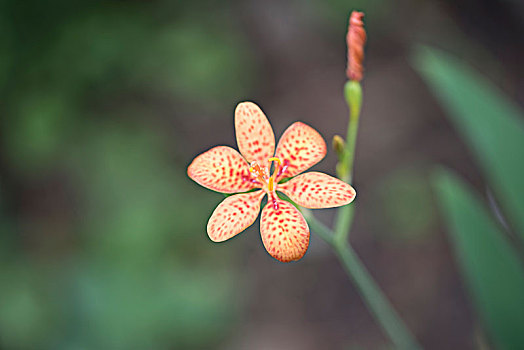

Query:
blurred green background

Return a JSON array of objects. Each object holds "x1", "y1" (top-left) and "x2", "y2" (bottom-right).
[{"x1": 0, "y1": 0, "x2": 523, "y2": 349}]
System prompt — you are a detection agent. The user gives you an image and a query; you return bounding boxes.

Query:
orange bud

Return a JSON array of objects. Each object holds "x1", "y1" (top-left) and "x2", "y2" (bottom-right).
[{"x1": 346, "y1": 11, "x2": 366, "y2": 82}]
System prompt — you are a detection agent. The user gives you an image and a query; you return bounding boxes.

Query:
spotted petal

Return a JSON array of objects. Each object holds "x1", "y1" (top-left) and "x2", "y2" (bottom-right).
[
  {"x1": 207, "y1": 190, "x2": 265, "y2": 242},
  {"x1": 188, "y1": 146, "x2": 259, "y2": 193},
  {"x1": 278, "y1": 172, "x2": 356, "y2": 209},
  {"x1": 235, "y1": 102, "x2": 275, "y2": 165},
  {"x1": 275, "y1": 122, "x2": 326, "y2": 180},
  {"x1": 260, "y1": 197, "x2": 310, "y2": 262}
]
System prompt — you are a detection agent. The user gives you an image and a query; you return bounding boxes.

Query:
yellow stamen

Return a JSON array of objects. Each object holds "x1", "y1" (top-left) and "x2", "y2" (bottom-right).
[
  {"x1": 268, "y1": 176, "x2": 274, "y2": 192},
  {"x1": 268, "y1": 157, "x2": 282, "y2": 166},
  {"x1": 249, "y1": 161, "x2": 268, "y2": 183},
  {"x1": 250, "y1": 158, "x2": 281, "y2": 191}
]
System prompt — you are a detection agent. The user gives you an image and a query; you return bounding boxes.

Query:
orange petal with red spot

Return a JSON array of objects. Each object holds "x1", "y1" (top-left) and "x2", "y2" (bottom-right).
[
  {"x1": 207, "y1": 190, "x2": 265, "y2": 242},
  {"x1": 275, "y1": 122, "x2": 326, "y2": 180},
  {"x1": 260, "y1": 197, "x2": 310, "y2": 262},
  {"x1": 235, "y1": 102, "x2": 275, "y2": 164},
  {"x1": 278, "y1": 172, "x2": 356, "y2": 209},
  {"x1": 188, "y1": 146, "x2": 259, "y2": 193}
]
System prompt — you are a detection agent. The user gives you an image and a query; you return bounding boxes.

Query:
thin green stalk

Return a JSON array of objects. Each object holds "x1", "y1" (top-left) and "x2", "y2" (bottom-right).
[
  {"x1": 306, "y1": 214, "x2": 421, "y2": 350},
  {"x1": 345, "y1": 114, "x2": 360, "y2": 183},
  {"x1": 303, "y1": 209, "x2": 334, "y2": 245},
  {"x1": 338, "y1": 80, "x2": 362, "y2": 183},
  {"x1": 334, "y1": 242, "x2": 421, "y2": 350},
  {"x1": 309, "y1": 79, "x2": 421, "y2": 349},
  {"x1": 334, "y1": 204, "x2": 354, "y2": 246}
]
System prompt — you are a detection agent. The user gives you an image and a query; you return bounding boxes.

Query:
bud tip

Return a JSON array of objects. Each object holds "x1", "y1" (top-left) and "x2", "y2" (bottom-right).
[{"x1": 346, "y1": 11, "x2": 366, "y2": 82}]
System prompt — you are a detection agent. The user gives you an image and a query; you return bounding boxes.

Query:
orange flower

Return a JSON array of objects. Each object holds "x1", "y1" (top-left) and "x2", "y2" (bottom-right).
[
  {"x1": 346, "y1": 11, "x2": 366, "y2": 81},
  {"x1": 188, "y1": 102, "x2": 356, "y2": 262}
]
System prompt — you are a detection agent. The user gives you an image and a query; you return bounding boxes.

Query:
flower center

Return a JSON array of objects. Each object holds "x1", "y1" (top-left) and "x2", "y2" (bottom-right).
[{"x1": 249, "y1": 157, "x2": 282, "y2": 192}]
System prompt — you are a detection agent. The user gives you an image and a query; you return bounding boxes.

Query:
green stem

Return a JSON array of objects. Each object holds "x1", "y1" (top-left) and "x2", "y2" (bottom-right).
[
  {"x1": 345, "y1": 113, "x2": 360, "y2": 183},
  {"x1": 334, "y1": 204, "x2": 354, "y2": 246},
  {"x1": 308, "y1": 80, "x2": 421, "y2": 348},
  {"x1": 334, "y1": 242, "x2": 421, "y2": 350},
  {"x1": 339, "y1": 80, "x2": 362, "y2": 183},
  {"x1": 306, "y1": 215, "x2": 421, "y2": 350}
]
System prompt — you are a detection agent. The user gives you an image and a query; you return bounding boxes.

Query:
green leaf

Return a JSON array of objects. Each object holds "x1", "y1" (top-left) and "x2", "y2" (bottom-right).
[
  {"x1": 433, "y1": 168, "x2": 524, "y2": 350},
  {"x1": 413, "y1": 46, "x2": 524, "y2": 241}
]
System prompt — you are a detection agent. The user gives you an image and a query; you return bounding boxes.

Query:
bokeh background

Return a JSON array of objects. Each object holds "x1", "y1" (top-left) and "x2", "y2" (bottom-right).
[{"x1": 1, "y1": 0, "x2": 523, "y2": 349}]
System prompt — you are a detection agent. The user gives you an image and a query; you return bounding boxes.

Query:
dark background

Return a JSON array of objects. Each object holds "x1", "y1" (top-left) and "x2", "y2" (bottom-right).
[{"x1": 0, "y1": 0, "x2": 523, "y2": 349}]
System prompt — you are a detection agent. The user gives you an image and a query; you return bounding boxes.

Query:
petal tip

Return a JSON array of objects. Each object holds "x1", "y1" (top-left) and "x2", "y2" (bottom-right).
[
  {"x1": 235, "y1": 101, "x2": 263, "y2": 118},
  {"x1": 271, "y1": 240, "x2": 309, "y2": 263},
  {"x1": 186, "y1": 159, "x2": 197, "y2": 180},
  {"x1": 206, "y1": 224, "x2": 228, "y2": 243},
  {"x1": 349, "y1": 186, "x2": 357, "y2": 202},
  {"x1": 235, "y1": 101, "x2": 258, "y2": 110}
]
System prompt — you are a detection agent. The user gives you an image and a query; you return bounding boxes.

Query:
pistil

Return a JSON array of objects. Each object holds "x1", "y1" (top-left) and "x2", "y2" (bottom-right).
[{"x1": 267, "y1": 157, "x2": 282, "y2": 193}]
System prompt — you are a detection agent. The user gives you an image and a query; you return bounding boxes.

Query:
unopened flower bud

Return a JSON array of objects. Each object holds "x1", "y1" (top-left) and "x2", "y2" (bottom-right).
[{"x1": 346, "y1": 11, "x2": 366, "y2": 82}]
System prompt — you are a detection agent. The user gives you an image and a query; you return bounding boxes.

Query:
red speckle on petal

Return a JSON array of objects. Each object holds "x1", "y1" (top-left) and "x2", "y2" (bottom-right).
[
  {"x1": 235, "y1": 102, "x2": 275, "y2": 164},
  {"x1": 278, "y1": 172, "x2": 356, "y2": 209},
  {"x1": 259, "y1": 197, "x2": 310, "y2": 263},
  {"x1": 207, "y1": 191, "x2": 265, "y2": 242},
  {"x1": 188, "y1": 146, "x2": 260, "y2": 193},
  {"x1": 275, "y1": 122, "x2": 326, "y2": 180}
]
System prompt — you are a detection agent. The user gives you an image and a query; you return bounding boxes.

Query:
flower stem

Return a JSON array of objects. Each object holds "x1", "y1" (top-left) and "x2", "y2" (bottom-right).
[
  {"x1": 345, "y1": 110, "x2": 360, "y2": 183},
  {"x1": 308, "y1": 79, "x2": 421, "y2": 349},
  {"x1": 333, "y1": 241, "x2": 421, "y2": 350},
  {"x1": 306, "y1": 214, "x2": 421, "y2": 350},
  {"x1": 338, "y1": 80, "x2": 362, "y2": 183},
  {"x1": 334, "y1": 204, "x2": 354, "y2": 246}
]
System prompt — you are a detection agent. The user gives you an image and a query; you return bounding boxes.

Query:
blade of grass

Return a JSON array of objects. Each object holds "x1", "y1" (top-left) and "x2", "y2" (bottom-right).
[
  {"x1": 414, "y1": 46, "x2": 524, "y2": 241},
  {"x1": 433, "y1": 168, "x2": 524, "y2": 349}
]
